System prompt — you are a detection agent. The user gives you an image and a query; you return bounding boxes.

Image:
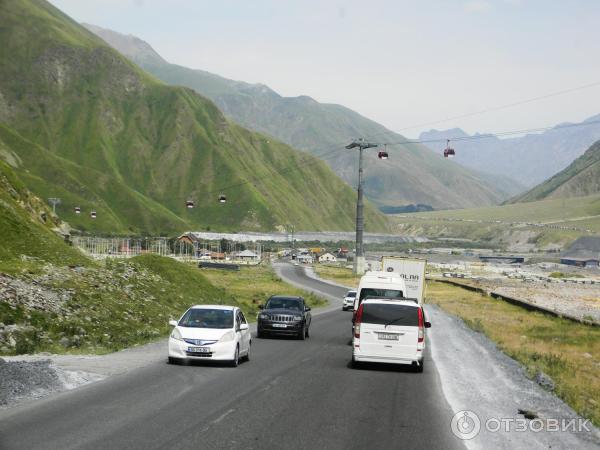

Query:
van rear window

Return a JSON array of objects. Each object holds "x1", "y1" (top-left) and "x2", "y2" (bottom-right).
[
  {"x1": 359, "y1": 288, "x2": 403, "y2": 301},
  {"x1": 361, "y1": 304, "x2": 418, "y2": 326}
]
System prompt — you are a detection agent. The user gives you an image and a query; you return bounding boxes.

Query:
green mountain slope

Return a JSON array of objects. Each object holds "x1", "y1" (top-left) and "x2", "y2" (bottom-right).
[
  {"x1": 513, "y1": 140, "x2": 600, "y2": 203},
  {"x1": 0, "y1": 0, "x2": 387, "y2": 233},
  {"x1": 0, "y1": 159, "x2": 87, "y2": 266},
  {"x1": 84, "y1": 24, "x2": 511, "y2": 210}
]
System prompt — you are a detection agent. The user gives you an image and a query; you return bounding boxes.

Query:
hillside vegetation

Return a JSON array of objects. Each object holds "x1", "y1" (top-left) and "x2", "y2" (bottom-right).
[
  {"x1": 0, "y1": 160, "x2": 87, "y2": 270},
  {"x1": 0, "y1": 160, "x2": 323, "y2": 355},
  {"x1": 85, "y1": 23, "x2": 513, "y2": 210},
  {"x1": 0, "y1": 0, "x2": 387, "y2": 234},
  {"x1": 513, "y1": 140, "x2": 600, "y2": 202}
]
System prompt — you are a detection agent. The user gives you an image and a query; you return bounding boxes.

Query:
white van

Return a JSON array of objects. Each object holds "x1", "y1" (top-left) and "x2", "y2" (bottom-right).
[
  {"x1": 353, "y1": 272, "x2": 408, "y2": 312},
  {"x1": 352, "y1": 298, "x2": 431, "y2": 372}
]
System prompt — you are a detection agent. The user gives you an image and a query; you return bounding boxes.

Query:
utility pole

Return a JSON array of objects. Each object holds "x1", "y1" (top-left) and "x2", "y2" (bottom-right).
[
  {"x1": 345, "y1": 139, "x2": 378, "y2": 275},
  {"x1": 48, "y1": 197, "x2": 61, "y2": 215},
  {"x1": 288, "y1": 223, "x2": 295, "y2": 252}
]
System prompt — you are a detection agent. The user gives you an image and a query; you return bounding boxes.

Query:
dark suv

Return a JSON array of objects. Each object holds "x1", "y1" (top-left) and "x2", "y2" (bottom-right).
[{"x1": 257, "y1": 295, "x2": 311, "y2": 339}]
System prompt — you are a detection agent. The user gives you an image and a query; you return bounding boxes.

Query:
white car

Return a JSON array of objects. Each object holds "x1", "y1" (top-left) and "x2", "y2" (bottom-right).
[
  {"x1": 352, "y1": 298, "x2": 430, "y2": 372},
  {"x1": 342, "y1": 289, "x2": 357, "y2": 311},
  {"x1": 168, "y1": 305, "x2": 251, "y2": 367}
]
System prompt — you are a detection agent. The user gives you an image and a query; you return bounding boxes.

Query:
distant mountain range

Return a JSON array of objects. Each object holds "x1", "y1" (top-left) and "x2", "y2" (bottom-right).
[
  {"x1": 513, "y1": 140, "x2": 600, "y2": 202},
  {"x1": 420, "y1": 115, "x2": 600, "y2": 188},
  {"x1": 0, "y1": 0, "x2": 388, "y2": 235},
  {"x1": 84, "y1": 23, "x2": 518, "y2": 210}
]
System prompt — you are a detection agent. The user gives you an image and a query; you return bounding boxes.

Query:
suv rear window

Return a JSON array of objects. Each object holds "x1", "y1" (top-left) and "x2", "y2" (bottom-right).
[
  {"x1": 346, "y1": 291, "x2": 357, "y2": 298},
  {"x1": 361, "y1": 303, "x2": 418, "y2": 326}
]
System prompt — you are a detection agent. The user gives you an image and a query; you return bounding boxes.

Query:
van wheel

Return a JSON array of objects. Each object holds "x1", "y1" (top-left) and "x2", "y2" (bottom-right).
[{"x1": 415, "y1": 360, "x2": 424, "y2": 373}]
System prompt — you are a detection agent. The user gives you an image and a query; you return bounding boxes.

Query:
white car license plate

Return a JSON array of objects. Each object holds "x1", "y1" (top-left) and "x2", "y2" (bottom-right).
[
  {"x1": 187, "y1": 347, "x2": 210, "y2": 353},
  {"x1": 378, "y1": 333, "x2": 399, "y2": 341},
  {"x1": 272, "y1": 323, "x2": 287, "y2": 328}
]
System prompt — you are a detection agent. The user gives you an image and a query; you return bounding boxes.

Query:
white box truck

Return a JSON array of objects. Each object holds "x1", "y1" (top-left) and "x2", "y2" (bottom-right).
[{"x1": 380, "y1": 256, "x2": 426, "y2": 305}]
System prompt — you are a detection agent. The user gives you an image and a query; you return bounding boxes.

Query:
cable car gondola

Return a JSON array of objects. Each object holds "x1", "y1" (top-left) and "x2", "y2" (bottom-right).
[
  {"x1": 443, "y1": 140, "x2": 455, "y2": 158},
  {"x1": 218, "y1": 194, "x2": 227, "y2": 204},
  {"x1": 378, "y1": 144, "x2": 389, "y2": 160},
  {"x1": 74, "y1": 206, "x2": 81, "y2": 214},
  {"x1": 186, "y1": 200, "x2": 195, "y2": 209},
  {"x1": 90, "y1": 210, "x2": 97, "y2": 219}
]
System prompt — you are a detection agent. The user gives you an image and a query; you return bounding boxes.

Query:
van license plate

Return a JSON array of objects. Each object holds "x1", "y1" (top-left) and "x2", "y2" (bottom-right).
[
  {"x1": 378, "y1": 333, "x2": 399, "y2": 341},
  {"x1": 187, "y1": 347, "x2": 210, "y2": 353}
]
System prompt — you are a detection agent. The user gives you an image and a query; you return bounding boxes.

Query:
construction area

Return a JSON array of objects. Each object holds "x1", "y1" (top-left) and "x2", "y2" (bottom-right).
[{"x1": 72, "y1": 235, "x2": 263, "y2": 265}]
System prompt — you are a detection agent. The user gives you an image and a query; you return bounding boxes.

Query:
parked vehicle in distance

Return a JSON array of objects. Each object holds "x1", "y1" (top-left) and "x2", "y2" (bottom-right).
[
  {"x1": 257, "y1": 295, "x2": 311, "y2": 339},
  {"x1": 168, "y1": 305, "x2": 251, "y2": 367},
  {"x1": 342, "y1": 290, "x2": 357, "y2": 311},
  {"x1": 352, "y1": 298, "x2": 431, "y2": 372}
]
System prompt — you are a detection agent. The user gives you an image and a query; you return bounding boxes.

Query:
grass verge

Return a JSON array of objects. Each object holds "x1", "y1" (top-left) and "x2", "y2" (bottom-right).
[
  {"x1": 312, "y1": 264, "x2": 360, "y2": 288},
  {"x1": 427, "y1": 281, "x2": 600, "y2": 426}
]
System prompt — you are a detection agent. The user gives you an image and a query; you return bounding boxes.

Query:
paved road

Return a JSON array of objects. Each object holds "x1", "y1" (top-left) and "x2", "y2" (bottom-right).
[{"x1": 0, "y1": 264, "x2": 464, "y2": 450}]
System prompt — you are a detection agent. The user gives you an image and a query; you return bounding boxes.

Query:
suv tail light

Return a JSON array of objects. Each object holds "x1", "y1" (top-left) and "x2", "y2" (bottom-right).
[
  {"x1": 354, "y1": 304, "x2": 364, "y2": 339},
  {"x1": 418, "y1": 307, "x2": 424, "y2": 343}
]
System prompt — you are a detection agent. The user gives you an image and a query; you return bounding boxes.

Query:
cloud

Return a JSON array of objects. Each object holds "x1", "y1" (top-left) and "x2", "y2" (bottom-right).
[{"x1": 464, "y1": 1, "x2": 493, "y2": 13}]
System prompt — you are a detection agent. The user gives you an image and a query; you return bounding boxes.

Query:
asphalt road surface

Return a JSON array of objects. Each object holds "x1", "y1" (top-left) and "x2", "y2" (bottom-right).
[{"x1": 0, "y1": 264, "x2": 464, "y2": 450}]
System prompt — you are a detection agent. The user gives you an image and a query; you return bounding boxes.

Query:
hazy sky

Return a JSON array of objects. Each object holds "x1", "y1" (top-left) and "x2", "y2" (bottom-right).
[{"x1": 50, "y1": 0, "x2": 600, "y2": 138}]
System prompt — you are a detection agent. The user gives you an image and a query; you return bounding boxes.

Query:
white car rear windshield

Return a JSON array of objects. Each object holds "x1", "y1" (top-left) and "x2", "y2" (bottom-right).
[
  {"x1": 346, "y1": 291, "x2": 357, "y2": 298},
  {"x1": 179, "y1": 309, "x2": 233, "y2": 329},
  {"x1": 362, "y1": 304, "x2": 418, "y2": 326}
]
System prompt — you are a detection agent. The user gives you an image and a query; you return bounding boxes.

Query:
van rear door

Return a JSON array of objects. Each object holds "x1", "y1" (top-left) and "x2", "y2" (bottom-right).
[{"x1": 359, "y1": 303, "x2": 419, "y2": 360}]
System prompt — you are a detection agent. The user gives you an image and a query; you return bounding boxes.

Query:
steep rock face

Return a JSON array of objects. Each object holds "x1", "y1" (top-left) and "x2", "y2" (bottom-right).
[
  {"x1": 0, "y1": 0, "x2": 388, "y2": 234},
  {"x1": 513, "y1": 140, "x2": 600, "y2": 203},
  {"x1": 85, "y1": 24, "x2": 513, "y2": 210}
]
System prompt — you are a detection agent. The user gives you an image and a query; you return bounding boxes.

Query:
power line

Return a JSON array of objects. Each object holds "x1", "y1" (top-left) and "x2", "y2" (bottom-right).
[
  {"x1": 383, "y1": 118, "x2": 600, "y2": 147},
  {"x1": 207, "y1": 117, "x2": 600, "y2": 197},
  {"x1": 361, "y1": 80, "x2": 600, "y2": 143},
  {"x1": 397, "y1": 80, "x2": 600, "y2": 133}
]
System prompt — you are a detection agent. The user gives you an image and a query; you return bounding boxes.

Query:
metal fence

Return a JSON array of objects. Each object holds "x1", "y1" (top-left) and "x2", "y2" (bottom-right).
[{"x1": 72, "y1": 236, "x2": 262, "y2": 264}]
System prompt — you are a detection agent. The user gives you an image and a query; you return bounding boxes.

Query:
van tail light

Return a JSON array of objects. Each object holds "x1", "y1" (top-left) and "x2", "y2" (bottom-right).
[
  {"x1": 418, "y1": 307, "x2": 424, "y2": 343},
  {"x1": 354, "y1": 304, "x2": 364, "y2": 339}
]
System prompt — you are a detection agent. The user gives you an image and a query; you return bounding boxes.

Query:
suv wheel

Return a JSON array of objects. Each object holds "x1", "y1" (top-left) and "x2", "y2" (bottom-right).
[
  {"x1": 305, "y1": 326, "x2": 310, "y2": 338},
  {"x1": 298, "y1": 324, "x2": 306, "y2": 340}
]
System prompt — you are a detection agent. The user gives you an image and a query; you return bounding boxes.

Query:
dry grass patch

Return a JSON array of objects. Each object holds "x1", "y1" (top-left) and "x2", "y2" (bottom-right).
[
  {"x1": 427, "y1": 281, "x2": 600, "y2": 426},
  {"x1": 312, "y1": 265, "x2": 360, "y2": 288}
]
